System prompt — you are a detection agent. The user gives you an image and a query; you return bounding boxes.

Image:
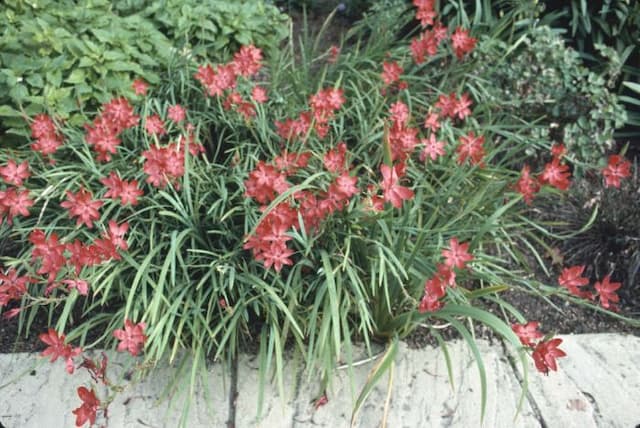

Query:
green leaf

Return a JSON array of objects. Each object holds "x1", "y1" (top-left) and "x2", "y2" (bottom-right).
[
  {"x1": 351, "y1": 337, "x2": 398, "y2": 426},
  {"x1": 106, "y1": 61, "x2": 145, "y2": 75},
  {"x1": 78, "y1": 56, "x2": 95, "y2": 68},
  {"x1": 0, "y1": 105, "x2": 22, "y2": 117},
  {"x1": 65, "y1": 69, "x2": 85, "y2": 84},
  {"x1": 320, "y1": 250, "x2": 341, "y2": 356},
  {"x1": 103, "y1": 50, "x2": 127, "y2": 61},
  {"x1": 46, "y1": 70, "x2": 62, "y2": 87},
  {"x1": 623, "y1": 81, "x2": 640, "y2": 95},
  {"x1": 9, "y1": 84, "x2": 28, "y2": 101},
  {"x1": 26, "y1": 74, "x2": 44, "y2": 88}
]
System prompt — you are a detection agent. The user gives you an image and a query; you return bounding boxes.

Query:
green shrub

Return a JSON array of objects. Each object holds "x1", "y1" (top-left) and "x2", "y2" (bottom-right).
[
  {"x1": 472, "y1": 26, "x2": 627, "y2": 164},
  {"x1": 0, "y1": 0, "x2": 172, "y2": 138},
  {"x1": 0, "y1": 0, "x2": 288, "y2": 142},
  {"x1": 113, "y1": 0, "x2": 290, "y2": 57}
]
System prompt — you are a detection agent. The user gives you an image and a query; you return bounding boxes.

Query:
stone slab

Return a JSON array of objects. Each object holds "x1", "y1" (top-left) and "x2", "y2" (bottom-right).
[
  {"x1": 0, "y1": 352, "x2": 229, "y2": 428},
  {"x1": 1, "y1": 334, "x2": 639, "y2": 428},
  {"x1": 508, "y1": 333, "x2": 640, "y2": 428},
  {"x1": 234, "y1": 340, "x2": 540, "y2": 428}
]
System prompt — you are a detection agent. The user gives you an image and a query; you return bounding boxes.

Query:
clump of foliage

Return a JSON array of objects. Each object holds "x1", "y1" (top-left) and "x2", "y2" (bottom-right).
[
  {"x1": 0, "y1": 0, "x2": 172, "y2": 137},
  {"x1": 0, "y1": 1, "x2": 637, "y2": 426},
  {"x1": 473, "y1": 26, "x2": 627, "y2": 164},
  {"x1": 113, "y1": 0, "x2": 289, "y2": 57}
]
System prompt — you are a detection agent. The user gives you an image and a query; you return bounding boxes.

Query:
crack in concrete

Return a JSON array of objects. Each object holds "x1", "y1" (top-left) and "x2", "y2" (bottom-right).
[
  {"x1": 580, "y1": 390, "x2": 603, "y2": 426},
  {"x1": 227, "y1": 355, "x2": 238, "y2": 428},
  {"x1": 290, "y1": 367, "x2": 304, "y2": 428},
  {"x1": 498, "y1": 338, "x2": 547, "y2": 428}
]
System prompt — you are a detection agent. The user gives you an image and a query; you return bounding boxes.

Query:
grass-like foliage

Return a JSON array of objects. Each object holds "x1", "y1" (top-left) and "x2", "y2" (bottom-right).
[{"x1": 0, "y1": 1, "x2": 637, "y2": 425}]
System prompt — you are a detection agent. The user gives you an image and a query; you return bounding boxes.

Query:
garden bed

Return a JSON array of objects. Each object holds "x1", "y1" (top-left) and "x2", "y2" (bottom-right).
[{"x1": 1, "y1": 1, "x2": 639, "y2": 427}]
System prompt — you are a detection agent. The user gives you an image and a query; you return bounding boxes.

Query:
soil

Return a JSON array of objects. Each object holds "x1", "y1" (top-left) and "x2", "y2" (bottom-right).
[{"x1": 404, "y1": 289, "x2": 640, "y2": 349}]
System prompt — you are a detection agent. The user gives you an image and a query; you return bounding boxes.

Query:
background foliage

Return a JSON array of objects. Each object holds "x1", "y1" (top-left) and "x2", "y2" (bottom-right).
[{"x1": 0, "y1": 0, "x2": 288, "y2": 142}]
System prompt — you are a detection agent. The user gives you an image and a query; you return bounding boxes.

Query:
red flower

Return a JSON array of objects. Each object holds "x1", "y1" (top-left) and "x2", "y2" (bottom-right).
[
  {"x1": 314, "y1": 393, "x2": 329, "y2": 409},
  {"x1": 558, "y1": 265, "x2": 590, "y2": 298},
  {"x1": 594, "y1": 275, "x2": 622, "y2": 310},
  {"x1": 119, "y1": 179, "x2": 144, "y2": 206},
  {"x1": 418, "y1": 274, "x2": 446, "y2": 313},
  {"x1": 236, "y1": 100, "x2": 257, "y2": 119},
  {"x1": 30, "y1": 114, "x2": 63, "y2": 158},
  {"x1": 167, "y1": 104, "x2": 186, "y2": 123},
  {"x1": 261, "y1": 241, "x2": 295, "y2": 272},
  {"x1": 142, "y1": 143, "x2": 185, "y2": 188},
  {"x1": 423, "y1": 112, "x2": 440, "y2": 132},
  {"x1": 512, "y1": 321, "x2": 543, "y2": 347},
  {"x1": 388, "y1": 123, "x2": 419, "y2": 161},
  {"x1": 0, "y1": 268, "x2": 31, "y2": 307},
  {"x1": 144, "y1": 114, "x2": 166, "y2": 136},
  {"x1": 113, "y1": 319, "x2": 147, "y2": 356},
  {"x1": 309, "y1": 87, "x2": 345, "y2": 123},
  {"x1": 32, "y1": 135, "x2": 63, "y2": 157},
  {"x1": 251, "y1": 86, "x2": 268, "y2": 104},
  {"x1": 451, "y1": 27, "x2": 477, "y2": 59},
  {"x1": 244, "y1": 202, "x2": 299, "y2": 271},
  {"x1": 436, "y1": 263, "x2": 456, "y2": 287},
  {"x1": 442, "y1": 237, "x2": 473, "y2": 270},
  {"x1": 602, "y1": 154, "x2": 631, "y2": 188},
  {"x1": 323, "y1": 142, "x2": 348, "y2": 173},
  {"x1": 62, "y1": 279, "x2": 90, "y2": 296},
  {"x1": 456, "y1": 132, "x2": 485, "y2": 166},
  {"x1": 419, "y1": 134, "x2": 446, "y2": 162},
  {"x1": 0, "y1": 159, "x2": 30, "y2": 186},
  {"x1": 327, "y1": 45, "x2": 340, "y2": 63},
  {"x1": 61, "y1": 188, "x2": 103, "y2": 229},
  {"x1": 101, "y1": 171, "x2": 143, "y2": 206},
  {"x1": 532, "y1": 338, "x2": 566, "y2": 374},
  {"x1": 84, "y1": 117, "x2": 122, "y2": 162},
  {"x1": 30, "y1": 230, "x2": 66, "y2": 283},
  {"x1": 332, "y1": 173, "x2": 359, "y2": 200},
  {"x1": 380, "y1": 164, "x2": 414, "y2": 208},
  {"x1": 72, "y1": 386, "x2": 100, "y2": 427},
  {"x1": 418, "y1": 293, "x2": 442, "y2": 312},
  {"x1": 415, "y1": 3, "x2": 436, "y2": 27},
  {"x1": 106, "y1": 220, "x2": 129, "y2": 251},
  {"x1": 102, "y1": 97, "x2": 139, "y2": 130},
  {"x1": 273, "y1": 151, "x2": 311, "y2": 174},
  {"x1": 31, "y1": 114, "x2": 57, "y2": 139},
  {"x1": 1, "y1": 188, "x2": 34, "y2": 225},
  {"x1": 233, "y1": 44, "x2": 263, "y2": 77},
  {"x1": 132, "y1": 78, "x2": 149, "y2": 96},
  {"x1": 244, "y1": 161, "x2": 289, "y2": 204},
  {"x1": 381, "y1": 61, "x2": 403, "y2": 86},
  {"x1": 540, "y1": 158, "x2": 571, "y2": 191},
  {"x1": 195, "y1": 63, "x2": 237, "y2": 97},
  {"x1": 389, "y1": 101, "x2": 410, "y2": 126},
  {"x1": 39, "y1": 328, "x2": 82, "y2": 374},
  {"x1": 453, "y1": 93, "x2": 473, "y2": 120},
  {"x1": 514, "y1": 165, "x2": 540, "y2": 205},
  {"x1": 410, "y1": 32, "x2": 438, "y2": 64},
  {"x1": 550, "y1": 143, "x2": 566, "y2": 159},
  {"x1": 435, "y1": 93, "x2": 457, "y2": 118}
]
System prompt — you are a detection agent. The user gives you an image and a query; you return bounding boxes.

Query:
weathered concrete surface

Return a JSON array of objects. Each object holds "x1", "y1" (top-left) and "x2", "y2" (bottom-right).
[
  {"x1": 0, "y1": 352, "x2": 229, "y2": 428},
  {"x1": 1, "y1": 334, "x2": 639, "y2": 428},
  {"x1": 550, "y1": 334, "x2": 640, "y2": 428},
  {"x1": 510, "y1": 333, "x2": 640, "y2": 428},
  {"x1": 243, "y1": 340, "x2": 540, "y2": 428}
]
